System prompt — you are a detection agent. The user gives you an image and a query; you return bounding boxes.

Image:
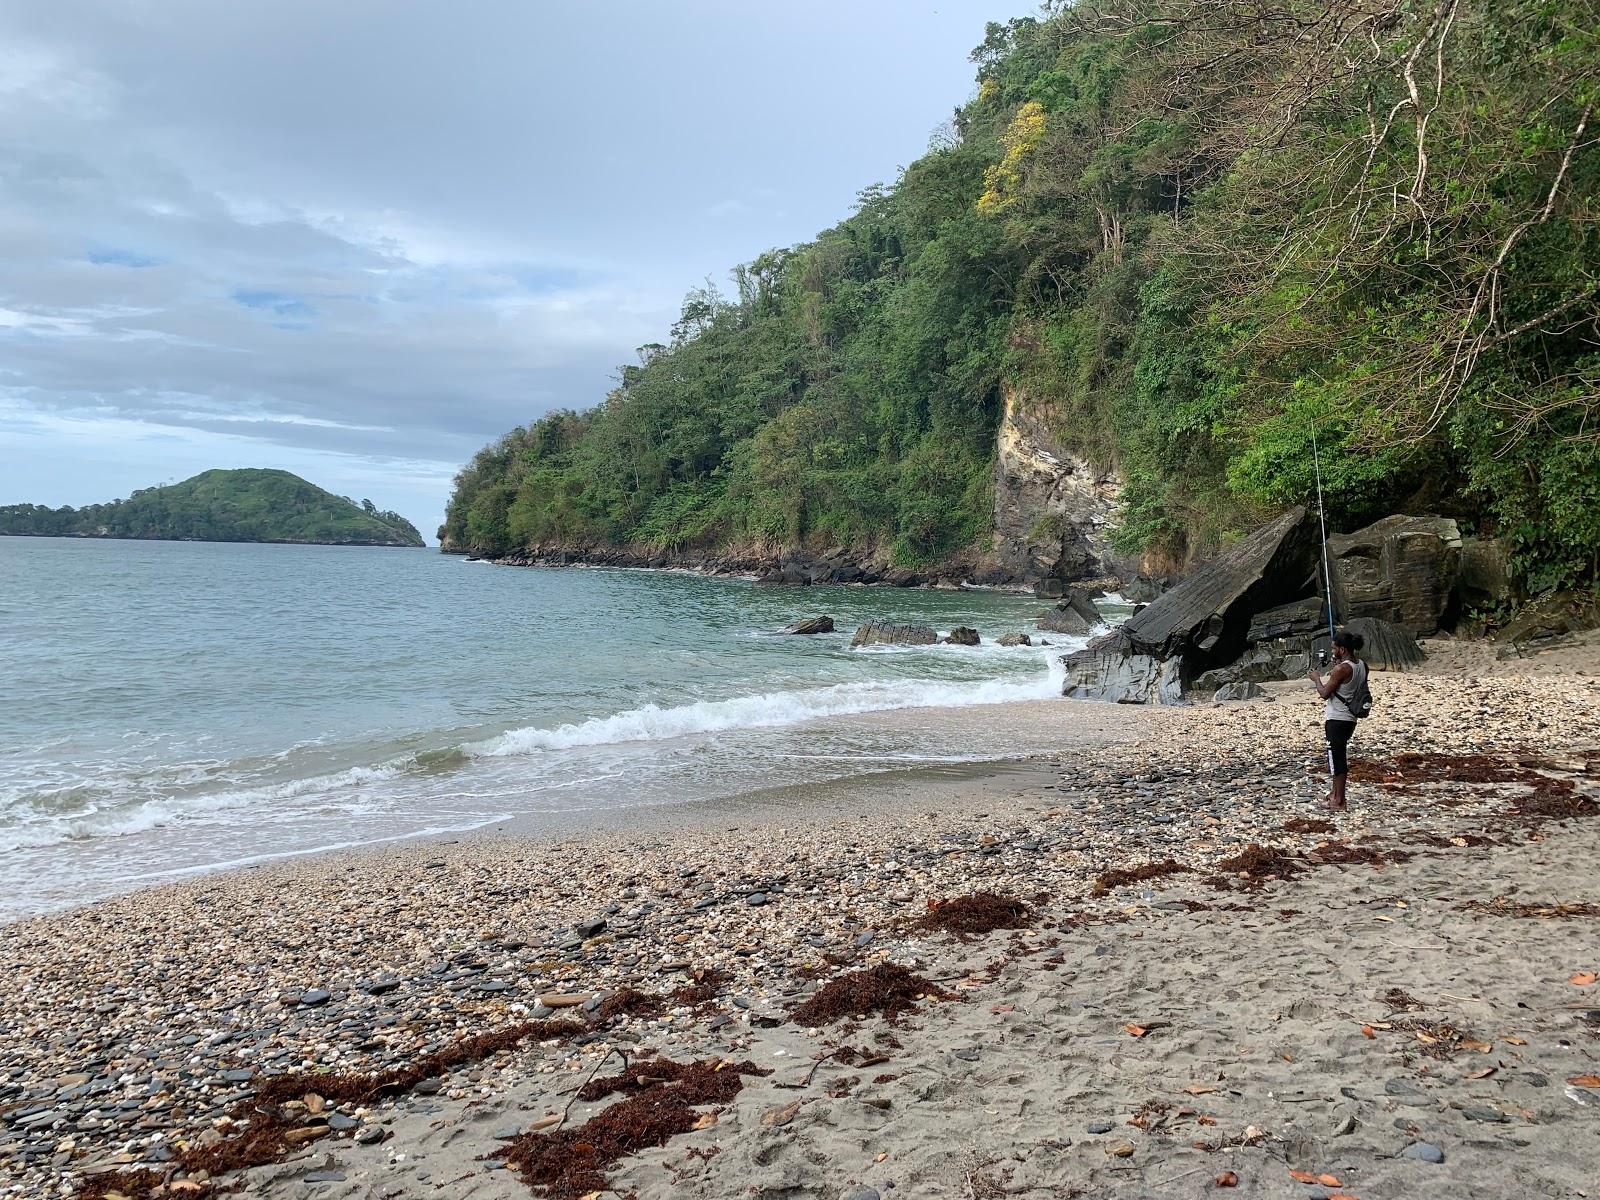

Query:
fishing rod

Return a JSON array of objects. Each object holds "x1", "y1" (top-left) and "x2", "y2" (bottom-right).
[{"x1": 1310, "y1": 420, "x2": 1337, "y2": 646}]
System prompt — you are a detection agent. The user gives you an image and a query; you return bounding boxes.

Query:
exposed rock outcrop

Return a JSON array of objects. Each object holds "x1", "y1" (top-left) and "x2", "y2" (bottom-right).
[
  {"x1": 1328, "y1": 515, "x2": 1462, "y2": 636},
  {"x1": 851, "y1": 622, "x2": 938, "y2": 647},
  {"x1": 972, "y1": 386, "x2": 1126, "y2": 587},
  {"x1": 942, "y1": 627, "x2": 981, "y2": 646},
  {"x1": 1213, "y1": 681, "x2": 1269, "y2": 703},
  {"x1": 998, "y1": 632, "x2": 1032, "y2": 646}
]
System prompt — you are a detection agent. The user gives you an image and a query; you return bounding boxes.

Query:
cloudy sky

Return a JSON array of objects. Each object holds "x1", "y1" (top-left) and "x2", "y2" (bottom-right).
[{"x1": 0, "y1": 0, "x2": 1019, "y2": 540}]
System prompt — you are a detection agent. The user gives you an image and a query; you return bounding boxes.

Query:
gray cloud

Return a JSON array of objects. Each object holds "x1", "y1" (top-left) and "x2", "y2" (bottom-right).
[{"x1": 0, "y1": 0, "x2": 1014, "y2": 537}]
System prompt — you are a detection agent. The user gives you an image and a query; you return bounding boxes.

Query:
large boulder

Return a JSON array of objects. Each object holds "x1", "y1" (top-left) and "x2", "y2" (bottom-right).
[
  {"x1": 998, "y1": 632, "x2": 1032, "y2": 647},
  {"x1": 1121, "y1": 507, "x2": 1319, "y2": 667},
  {"x1": 1038, "y1": 607, "x2": 1092, "y2": 636},
  {"x1": 1492, "y1": 589, "x2": 1600, "y2": 657},
  {"x1": 784, "y1": 616, "x2": 835, "y2": 635},
  {"x1": 942, "y1": 627, "x2": 981, "y2": 646},
  {"x1": 1345, "y1": 616, "x2": 1426, "y2": 671},
  {"x1": 1213, "y1": 680, "x2": 1269, "y2": 703},
  {"x1": 1062, "y1": 628, "x2": 1184, "y2": 704},
  {"x1": 1246, "y1": 597, "x2": 1329, "y2": 643},
  {"x1": 851, "y1": 622, "x2": 937, "y2": 647},
  {"x1": 1458, "y1": 536, "x2": 1513, "y2": 609},
  {"x1": 1060, "y1": 507, "x2": 1319, "y2": 704},
  {"x1": 1328, "y1": 515, "x2": 1461, "y2": 636}
]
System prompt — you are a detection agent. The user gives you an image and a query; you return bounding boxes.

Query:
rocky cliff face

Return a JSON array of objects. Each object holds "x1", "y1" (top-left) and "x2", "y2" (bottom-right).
[{"x1": 971, "y1": 386, "x2": 1127, "y2": 587}]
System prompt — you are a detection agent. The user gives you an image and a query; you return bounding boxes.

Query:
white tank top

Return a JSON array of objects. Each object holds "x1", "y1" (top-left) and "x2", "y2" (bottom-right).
[{"x1": 1325, "y1": 659, "x2": 1367, "y2": 722}]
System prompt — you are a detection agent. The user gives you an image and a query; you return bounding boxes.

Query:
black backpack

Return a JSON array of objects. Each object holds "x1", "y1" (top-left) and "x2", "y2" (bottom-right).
[{"x1": 1346, "y1": 661, "x2": 1373, "y2": 719}]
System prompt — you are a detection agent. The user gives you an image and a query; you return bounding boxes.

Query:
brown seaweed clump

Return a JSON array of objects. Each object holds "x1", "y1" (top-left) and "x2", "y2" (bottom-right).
[
  {"x1": 790, "y1": 963, "x2": 955, "y2": 1027},
  {"x1": 1091, "y1": 859, "x2": 1194, "y2": 897},
  {"x1": 501, "y1": 1057, "x2": 769, "y2": 1200},
  {"x1": 1208, "y1": 843, "x2": 1303, "y2": 890},
  {"x1": 914, "y1": 892, "x2": 1036, "y2": 934},
  {"x1": 77, "y1": 1019, "x2": 585, "y2": 1200},
  {"x1": 1305, "y1": 840, "x2": 1414, "y2": 868},
  {"x1": 1280, "y1": 817, "x2": 1336, "y2": 835}
]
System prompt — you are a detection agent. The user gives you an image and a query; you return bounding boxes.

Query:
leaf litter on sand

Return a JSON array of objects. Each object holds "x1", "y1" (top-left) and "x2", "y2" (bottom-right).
[
  {"x1": 913, "y1": 892, "x2": 1036, "y2": 935},
  {"x1": 1462, "y1": 897, "x2": 1600, "y2": 918},
  {"x1": 790, "y1": 963, "x2": 956, "y2": 1027},
  {"x1": 499, "y1": 1056, "x2": 770, "y2": 1200}
]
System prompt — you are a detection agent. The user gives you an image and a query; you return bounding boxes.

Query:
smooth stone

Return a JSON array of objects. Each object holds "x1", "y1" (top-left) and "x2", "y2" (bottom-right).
[
  {"x1": 1401, "y1": 1142, "x2": 1445, "y2": 1164},
  {"x1": 1086, "y1": 1120, "x2": 1115, "y2": 1134},
  {"x1": 574, "y1": 917, "x2": 607, "y2": 938},
  {"x1": 413, "y1": 1079, "x2": 442, "y2": 1096},
  {"x1": 1463, "y1": 1106, "x2": 1508, "y2": 1123},
  {"x1": 842, "y1": 1190, "x2": 881, "y2": 1200},
  {"x1": 951, "y1": 1049, "x2": 980, "y2": 1062},
  {"x1": 219, "y1": 1069, "x2": 253, "y2": 1084},
  {"x1": 746, "y1": 892, "x2": 768, "y2": 907},
  {"x1": 327, "y1": 1113, "x2": 358, "y2": 1131},
  {"x1": 299, "y1": 989, "x2": 332, "y2": 1007},
  {"x1": 304, "y1": 1170, "x2": 347, "y2": 1183},
  {"x1": 355, "y1": 1126, "x2": 386, "y2": 1145}
]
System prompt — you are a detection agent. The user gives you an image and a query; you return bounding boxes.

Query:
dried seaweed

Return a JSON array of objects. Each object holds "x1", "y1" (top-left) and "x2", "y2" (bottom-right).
[
  {"x1": 77, "y1": 1019, "x2": 584, "y2": 1199},
  {"x1": 1280, "y1": 817, "x2": 1336, "y2": 834},
  {"x1": 1462, "y1": 896, "x2": 1600, "y2": 918},
  {"x1": 1091, "y1": 859, "x2": 1194, "y2": 897},
  {"x1": 501, "y1": 1057, "x2": 768, "y2": 1199},
  {"x1": 1207, "y1": 843, "x2": 1303, "y2": 890},
  {"x1": 1305, "y1": 840, "x2": 1414, "y2": 867},
  {"x1": 913, "y1": 892, "x2": 1035, "y2": 934},
  {"x1": 790, "y1": 963, "x2": 955, "y2": 1027}
]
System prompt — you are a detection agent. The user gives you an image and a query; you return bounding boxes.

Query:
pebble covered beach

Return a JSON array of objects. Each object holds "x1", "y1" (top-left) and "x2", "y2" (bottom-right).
[{"x1": 3, "y1": 643, "x2": 1598, "y2": 1200}]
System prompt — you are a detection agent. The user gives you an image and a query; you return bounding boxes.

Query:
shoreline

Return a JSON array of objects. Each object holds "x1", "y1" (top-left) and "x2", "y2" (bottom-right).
[{"x1": 3, "y1": 650, "x2": 1598, "y2": 1198}]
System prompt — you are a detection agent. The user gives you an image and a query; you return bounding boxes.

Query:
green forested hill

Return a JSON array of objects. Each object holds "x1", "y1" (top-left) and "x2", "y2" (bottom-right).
[
  {"x1": 444, "y1": 0, "x2": 1598, "y2": 592},
  {"x1": 0, "y1": 469, "x2": 425, "y2": 547}
]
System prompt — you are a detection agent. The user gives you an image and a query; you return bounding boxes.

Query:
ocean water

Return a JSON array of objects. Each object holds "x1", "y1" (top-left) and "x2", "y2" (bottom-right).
[{"x1": 1, "y1": 538, "x2": 1107, "y2": 921}]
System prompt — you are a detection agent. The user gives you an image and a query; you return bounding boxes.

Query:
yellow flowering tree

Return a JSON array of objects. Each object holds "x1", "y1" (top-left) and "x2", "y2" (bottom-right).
[{"x1": 977, "y1": 100, "x2": 1046, "y2": 215}]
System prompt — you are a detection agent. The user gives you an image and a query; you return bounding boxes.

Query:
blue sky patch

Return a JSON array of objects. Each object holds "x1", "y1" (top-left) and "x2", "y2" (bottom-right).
[
  {"x1": 232, "y1": 289, "x2": 315, "y2": 318},
  {"x1": 88, "y1": 248, "x2": 160, "y2": 268}
]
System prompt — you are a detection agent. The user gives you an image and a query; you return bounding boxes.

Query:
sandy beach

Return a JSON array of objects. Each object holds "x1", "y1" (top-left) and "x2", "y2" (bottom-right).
[{"x1": 3, "y1": 641, "x2": 1598, "y2": 1200}]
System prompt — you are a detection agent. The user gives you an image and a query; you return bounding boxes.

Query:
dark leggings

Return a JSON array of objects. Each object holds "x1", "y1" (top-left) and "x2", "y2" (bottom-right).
[{"x1": 1325, "y1": 719, "x2": 1355, "y2": 776}]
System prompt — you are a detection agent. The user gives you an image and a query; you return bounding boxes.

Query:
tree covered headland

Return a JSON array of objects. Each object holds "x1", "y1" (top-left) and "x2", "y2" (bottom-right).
[
  {"x1": 0, "y1": 469, "x2": 425, "y2": 547},
  {"x1": 444, "y1": 0, "x2": 1599, "y2": 592}
]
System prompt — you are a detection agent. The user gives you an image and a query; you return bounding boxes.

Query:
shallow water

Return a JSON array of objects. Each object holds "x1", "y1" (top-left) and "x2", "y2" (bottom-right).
[{"x1": 0, "y1": 537, "x2": 1113, "y2": 920}]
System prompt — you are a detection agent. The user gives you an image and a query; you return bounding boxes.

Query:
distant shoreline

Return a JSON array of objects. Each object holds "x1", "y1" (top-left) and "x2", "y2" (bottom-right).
[{"x1": 0, "y1": 531, "x2": 427, "y2": 548}]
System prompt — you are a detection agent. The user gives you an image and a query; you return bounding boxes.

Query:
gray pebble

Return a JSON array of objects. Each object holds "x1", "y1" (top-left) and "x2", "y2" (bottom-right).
[
  {"x1": 1401, "y1": 1141, "x2": 1445, "y2": 1163},
  {"x1": 1086, "y1": 1120, "x2": 1115, "y2": 1134}
]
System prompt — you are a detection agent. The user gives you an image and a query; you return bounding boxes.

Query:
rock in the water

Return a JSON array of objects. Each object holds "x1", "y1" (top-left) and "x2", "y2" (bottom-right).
[
  {"x1": 1401, "y1": 1142, "x2": 1445, "y2": 1164},
  {"x1": 1328, "y1": 514, "x2": 1461, "y2": 636},
  {"x1": 851, "y1": 622, "x2": 937, "y2": 648},
  {"x1": 1061, "y1": 629, "x2": 1183, "y2": 705},
  {"x1": 1345, "y1": 616, "x2": 1425, "y2": 671},
  {"x1": 1039, "y1": 607, "x2": 1092, "y2": 636},
  {"x1": 942, "y1": 627, "x2": 981, "y2": 646},
  {"x1": 784, "y1": 616, "x2": 835, "y2": 635},
  {"x1": 1212, "y1": 680, "x2": 1268, "y2": 703},
  {"x1": 998, "y1": 632, "x2": 1032, "y2": 647}
]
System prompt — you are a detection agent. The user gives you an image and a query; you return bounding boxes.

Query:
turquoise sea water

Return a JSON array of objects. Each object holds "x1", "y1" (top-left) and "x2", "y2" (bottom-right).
[{"x1": 1, "y1": 538, "x2": 1103, "y2": 921}]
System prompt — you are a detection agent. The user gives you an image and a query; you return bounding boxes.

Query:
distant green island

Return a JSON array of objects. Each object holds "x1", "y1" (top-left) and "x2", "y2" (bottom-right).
[{"x1": 0, "y1": 469, "x2": 425, "y2": 547}]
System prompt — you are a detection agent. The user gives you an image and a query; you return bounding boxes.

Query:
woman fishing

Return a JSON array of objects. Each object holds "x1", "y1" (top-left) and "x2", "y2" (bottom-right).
[{"x1": 1308, "y1": 629, "x2": 1368, "y2": 811}]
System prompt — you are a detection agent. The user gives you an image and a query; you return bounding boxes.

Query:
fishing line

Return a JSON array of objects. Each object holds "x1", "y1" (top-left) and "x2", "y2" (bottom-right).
[{"x1": 1310, "y1": 420, "x2": 1336, "y2": 643}]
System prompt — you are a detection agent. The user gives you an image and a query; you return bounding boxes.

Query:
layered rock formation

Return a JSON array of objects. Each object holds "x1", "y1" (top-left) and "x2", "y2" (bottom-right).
[
  {"x1": 1328, "y1": 515, "x2": 1462, "y2": 635},
  {"x1": 971, "y1": 387, "x2": 1126, "y2": 588}
]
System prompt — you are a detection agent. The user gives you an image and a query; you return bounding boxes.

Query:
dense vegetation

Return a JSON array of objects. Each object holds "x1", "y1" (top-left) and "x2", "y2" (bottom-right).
[
  {"x1": 445, "y1": 0, "x2": 1598, "y2": 592},
  {"x1": 0, "y1": 469, "x2": 424, "y2": 547}
]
